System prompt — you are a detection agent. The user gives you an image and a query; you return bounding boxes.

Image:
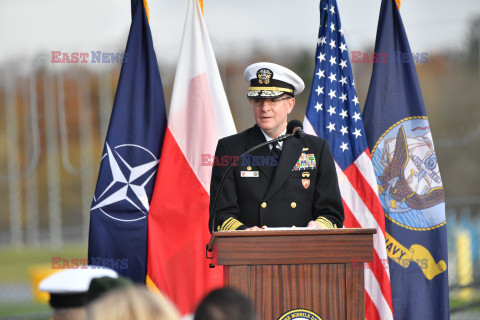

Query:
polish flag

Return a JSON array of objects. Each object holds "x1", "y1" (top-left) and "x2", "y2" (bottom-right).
[{"x1": 147, "y1": 0, "x2": 236, "y2": 315}]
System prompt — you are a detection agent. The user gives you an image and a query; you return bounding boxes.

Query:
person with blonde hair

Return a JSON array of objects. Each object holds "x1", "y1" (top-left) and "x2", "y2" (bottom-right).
[{"x1": 88, "y1": 285, "x2": 180, "y2": 320}]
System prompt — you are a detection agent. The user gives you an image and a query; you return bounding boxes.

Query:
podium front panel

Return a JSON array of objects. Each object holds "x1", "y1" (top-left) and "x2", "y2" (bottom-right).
[
  {"x1": 226, "y1": 264, "x2": 348, "y2": 320},
  {"x1": 208, "y1": 229, "x2": 374, "y2": 320}
]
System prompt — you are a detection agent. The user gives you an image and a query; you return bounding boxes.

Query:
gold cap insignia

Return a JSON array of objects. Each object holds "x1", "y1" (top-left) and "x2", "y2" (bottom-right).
[{"x1": 257, "y1": 68, "x2": 273, "y2": 85}]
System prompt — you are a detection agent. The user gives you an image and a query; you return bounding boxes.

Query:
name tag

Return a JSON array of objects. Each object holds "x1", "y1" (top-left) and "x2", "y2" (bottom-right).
[{"x1": 241, "y1": 171, "x2": 259, "y2": 178}]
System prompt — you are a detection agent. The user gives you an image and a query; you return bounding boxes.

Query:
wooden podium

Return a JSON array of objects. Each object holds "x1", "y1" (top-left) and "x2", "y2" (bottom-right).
[{"x1": 207, "y1": 228, "x2": 376, "y2": 320}]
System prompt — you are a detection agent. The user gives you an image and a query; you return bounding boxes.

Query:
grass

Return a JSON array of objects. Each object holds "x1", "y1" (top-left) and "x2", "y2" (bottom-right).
[
  {"x1": 0, "y1": 243, "x2": 87, "y2": 283},
  {"x1": 450, "y1": 294, "x2": 480, "y2": 313},
  {"x1": 0, "y1": 244, "x2": 87, "y2": 316},
  {"x1": 0, "y1": 301, "x2": 51, "y2": 318}
]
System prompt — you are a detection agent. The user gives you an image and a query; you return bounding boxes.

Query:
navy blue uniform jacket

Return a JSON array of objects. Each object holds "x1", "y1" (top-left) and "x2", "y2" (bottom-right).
[{"x1": 209, "y1": 124, "x2": 344, "y2": 231}]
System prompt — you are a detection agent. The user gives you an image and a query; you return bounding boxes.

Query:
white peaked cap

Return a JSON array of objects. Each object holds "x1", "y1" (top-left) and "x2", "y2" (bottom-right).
[
  {"x1": 244, "y1": 62, "x2": 305, "y2": 98},
  {"x1": 39, "y1": 265, "x2": 118, "y2": 294}
]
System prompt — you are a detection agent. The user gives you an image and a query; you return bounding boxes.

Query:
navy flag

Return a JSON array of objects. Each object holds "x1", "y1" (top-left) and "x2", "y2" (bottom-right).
[
  {"x1": 363, "y1": 0, "x2": 449, "y2": 319},
  {"x1": 88, "y1": 0, "x2": 167, "y2": 283}
]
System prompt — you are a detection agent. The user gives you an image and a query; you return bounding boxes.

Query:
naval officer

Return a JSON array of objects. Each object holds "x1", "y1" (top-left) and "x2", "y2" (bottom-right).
[{"x1": 209, "y1": 62, "x2": 344, "y2": 231}]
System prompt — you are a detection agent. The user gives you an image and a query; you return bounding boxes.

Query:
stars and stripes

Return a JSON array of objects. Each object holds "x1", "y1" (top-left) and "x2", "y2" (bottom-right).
[{"x1": 304, "y1": 1, "x2": 394, "y2": 319}]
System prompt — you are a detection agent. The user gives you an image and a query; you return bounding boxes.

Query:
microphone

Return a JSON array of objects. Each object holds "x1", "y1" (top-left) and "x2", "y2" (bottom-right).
[
  {"x1": 287, "y1": 120, "x2": 306, "y2": 139},
  {"x1": 209, "y1": 121, "x2": 306, "y2": 234},
  {"x1": 209, "y1": 130, "x2": 295, "y2": 234}
]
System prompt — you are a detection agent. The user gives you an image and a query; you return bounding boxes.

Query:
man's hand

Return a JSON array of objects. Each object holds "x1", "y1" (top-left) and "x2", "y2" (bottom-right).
[
  {"x1": 307, "y1": 220, "x2": 325, "y2": 229},
  {"x1": 245, "y1": 226, "x2": 263, "y2": 231}
]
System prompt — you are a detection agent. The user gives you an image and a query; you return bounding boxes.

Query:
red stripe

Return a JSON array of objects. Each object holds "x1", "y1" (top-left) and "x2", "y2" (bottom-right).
[
  {"x1": 368, "y1": 250, "x2": 393, "y2": 313},
  {"x1": 365, "y1": 148, "x2": 372, "y2": 159},
  {"x1": 343, "y1": 200, "x2": 393, "y2": 316},
  {"x1": 148, "y1": 128, "x2": 223, "y2": 315},
  {"x1": 343, "y1": 157, "x2": 393, "y2": 314},
  {"x1": 343, "y1": 200, "x2": 361, "y2": 229},
  {"x1": 344, "y1": 203, "x2": 388, "y2": 286},
  {"x1": 365, "y1": 290, "x2": 381, "y2": 320},
  {"x1": 370, "y1": 250, "x2": 394, "y2": 312},
  {"x1": 344, "y1": 159, "x2": 386, "y2": 235}
]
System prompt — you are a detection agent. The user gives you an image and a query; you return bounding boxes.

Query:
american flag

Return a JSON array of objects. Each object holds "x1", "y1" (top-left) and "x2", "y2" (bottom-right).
[{"x1": 303, "y1": 1, "x2": 394, "y2": 319}]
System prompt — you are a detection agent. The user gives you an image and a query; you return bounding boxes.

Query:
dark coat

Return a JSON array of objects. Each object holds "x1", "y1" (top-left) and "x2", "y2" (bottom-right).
[{"x1": 209, "y1": 124, "x2": 344, "y2": 231}]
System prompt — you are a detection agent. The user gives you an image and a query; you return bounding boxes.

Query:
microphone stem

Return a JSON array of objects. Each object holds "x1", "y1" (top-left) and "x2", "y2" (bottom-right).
[{"x1": 209, "y1": 133, "x2": 293, "y2": 233}]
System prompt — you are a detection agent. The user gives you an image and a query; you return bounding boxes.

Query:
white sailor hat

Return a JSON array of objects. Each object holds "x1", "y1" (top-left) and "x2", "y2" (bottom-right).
[
  {"x1": 244, "y1": 62, "x2": 305, "y2": 98},
  {"x1": 39, "y1": 266, "x2": 118, "y2": 308}
]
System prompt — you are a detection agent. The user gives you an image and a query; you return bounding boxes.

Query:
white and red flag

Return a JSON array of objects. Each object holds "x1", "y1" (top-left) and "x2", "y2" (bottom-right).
[{"x1": 147, "y1": 0, "x2": 236, "y2": 315}]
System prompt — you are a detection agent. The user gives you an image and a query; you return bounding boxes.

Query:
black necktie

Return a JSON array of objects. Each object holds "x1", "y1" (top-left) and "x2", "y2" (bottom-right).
[
  {"x1": 266, "y1": 141, "x2": 282, "y2": 180},
  {"x1": 271, "y1": 141, "x2": 281, "y2": 157}
]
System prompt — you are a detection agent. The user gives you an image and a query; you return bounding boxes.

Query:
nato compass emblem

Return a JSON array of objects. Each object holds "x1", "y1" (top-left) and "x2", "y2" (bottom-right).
[
  {"x1": 91, "y1": 142, "x2": 159, "y2": 222},
  {"x1": 371, "y1": 118, "x2": 445, "y2": 230}
]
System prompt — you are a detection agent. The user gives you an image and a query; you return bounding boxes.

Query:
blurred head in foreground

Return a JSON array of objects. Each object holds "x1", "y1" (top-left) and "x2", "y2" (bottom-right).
[
  {"x1": 88, "y1": 285, "x2": 180, "y2": 320},
  {"x1": 194, "y1": 287, "x2": 257, "y2": 320},
  {"x1": 38, "y1": 266, "x2": 118, "y2": 320}
]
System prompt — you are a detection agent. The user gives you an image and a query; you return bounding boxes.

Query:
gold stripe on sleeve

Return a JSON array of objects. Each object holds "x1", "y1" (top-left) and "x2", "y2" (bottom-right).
[
  {"x1": 220, "y1": 217, "x2": 245, "y2": 231},
  {"x1": 315, "y1": 217, "x2": 336, "y2": 229}
]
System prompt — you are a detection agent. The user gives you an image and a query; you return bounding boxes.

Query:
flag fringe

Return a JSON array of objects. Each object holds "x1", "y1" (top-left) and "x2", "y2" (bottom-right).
[{"x1": 143, "y1": 0, "x2": 150, "y2": 23}]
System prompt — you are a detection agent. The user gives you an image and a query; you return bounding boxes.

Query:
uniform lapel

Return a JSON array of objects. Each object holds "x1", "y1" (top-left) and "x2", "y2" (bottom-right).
[
  {"x1": 245, "y1": 125, "x2": 272, "y2": 180},
  {"x1": 263, "y1": 136, "x2": 302, "y2": 201}
]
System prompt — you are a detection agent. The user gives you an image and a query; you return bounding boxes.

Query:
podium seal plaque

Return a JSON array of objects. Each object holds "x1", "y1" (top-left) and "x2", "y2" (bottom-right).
[{"x1": 277, "y1": 309, "x2": 323, "y2": 320}]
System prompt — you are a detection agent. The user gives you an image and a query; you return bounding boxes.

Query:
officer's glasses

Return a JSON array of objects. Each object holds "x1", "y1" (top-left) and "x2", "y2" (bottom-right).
[{"x1": 249, "y1": 97, "x2": 291, "y2": 107}]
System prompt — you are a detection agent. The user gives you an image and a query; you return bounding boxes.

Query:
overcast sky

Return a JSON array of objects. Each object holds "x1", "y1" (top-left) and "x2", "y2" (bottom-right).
[{"x1": 0, "y1": 0, "x2": 479, "y2": 69}]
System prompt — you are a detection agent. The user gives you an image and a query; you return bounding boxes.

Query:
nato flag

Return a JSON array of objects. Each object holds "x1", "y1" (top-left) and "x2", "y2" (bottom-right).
[
  {"x1": 363, "y1": 0, "x2": 449, "y2": 319},
  {"x1": 88, "y1": 0, "x2": 167, "y2": 283}
]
